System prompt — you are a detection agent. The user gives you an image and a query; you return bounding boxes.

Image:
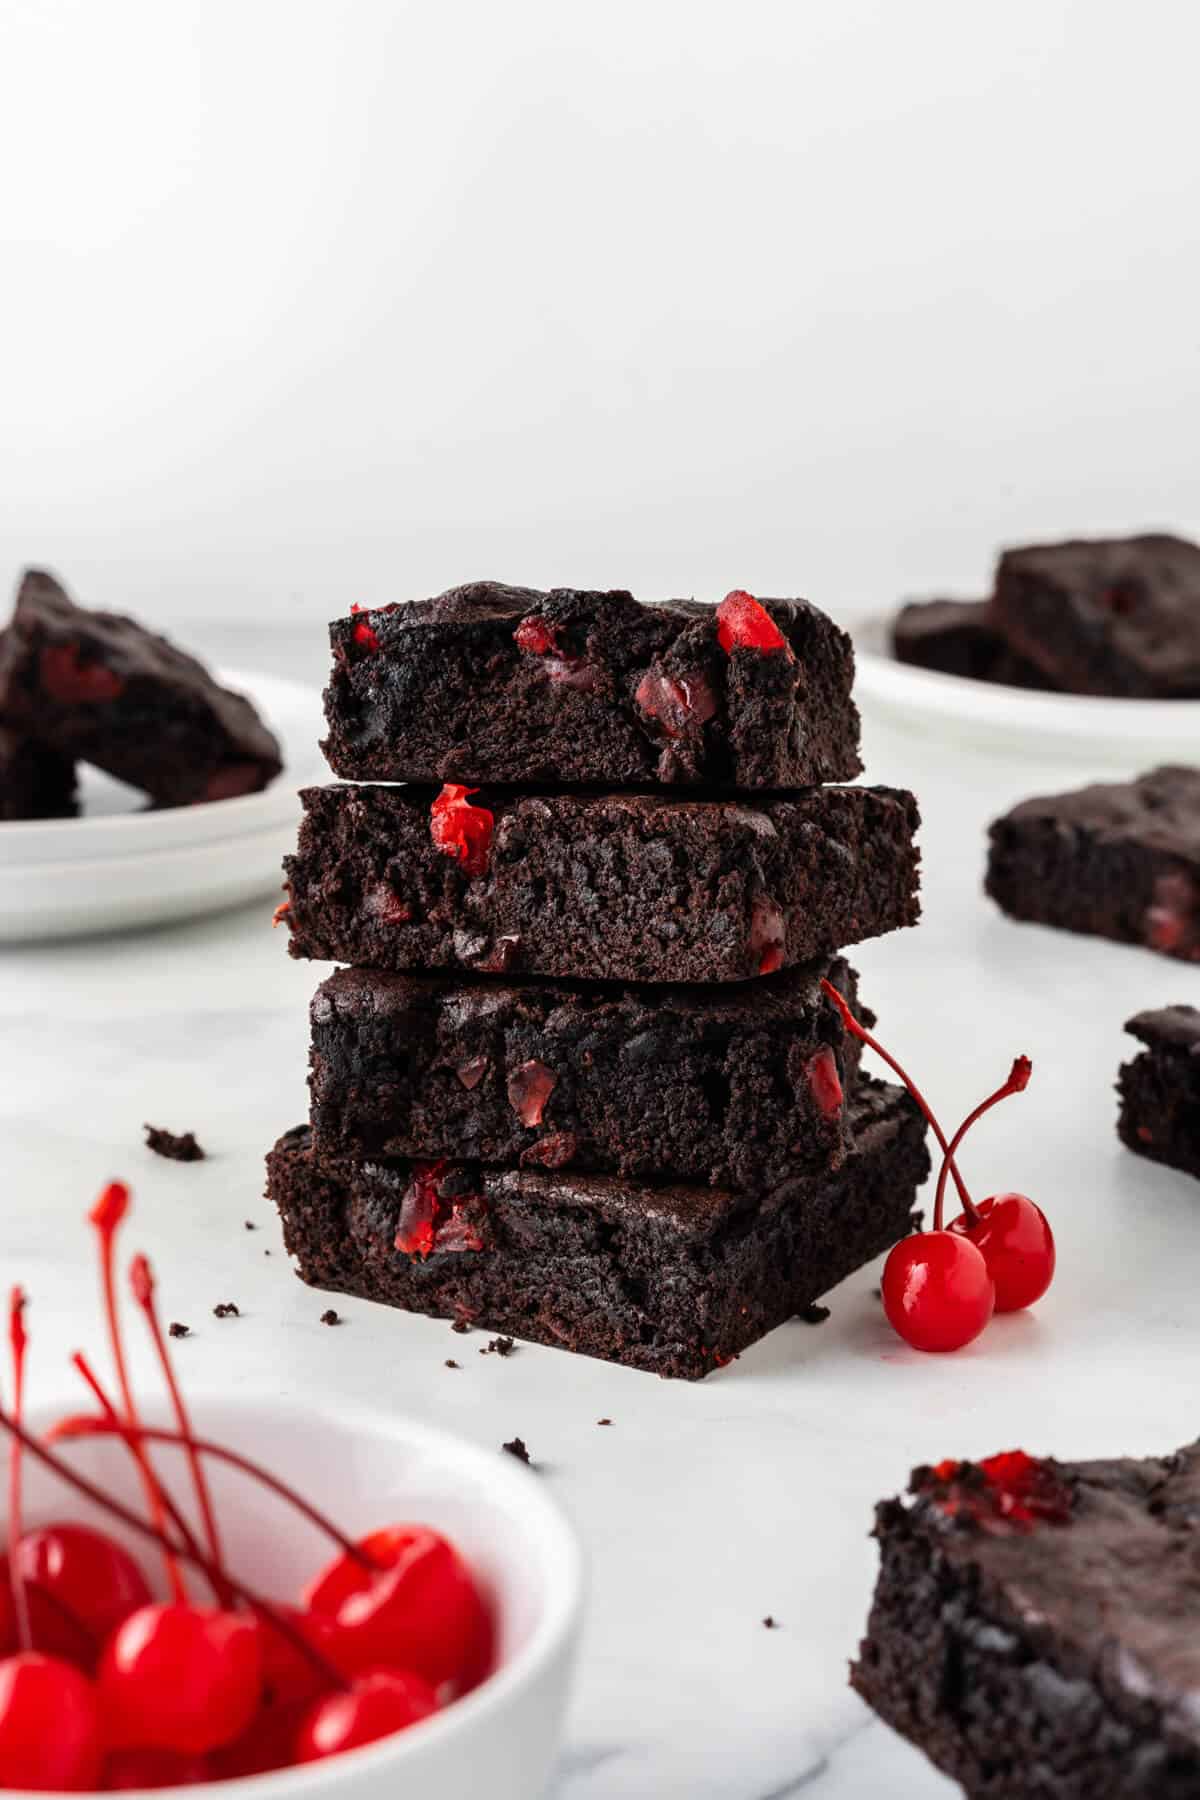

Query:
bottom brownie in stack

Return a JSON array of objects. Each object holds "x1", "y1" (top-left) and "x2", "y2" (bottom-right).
[{"x1": 267, "y1": 1079, "x2": 928, "y2": 1380}]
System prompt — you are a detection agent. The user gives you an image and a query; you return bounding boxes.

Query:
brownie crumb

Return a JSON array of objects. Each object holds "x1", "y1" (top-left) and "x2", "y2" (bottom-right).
[
  {"x1": 168, "y1": 1322, "x2": 190, "y2": 1339},
  {"x1": 481, "y1": 1336, "x2": 516, "y2": 1358},
  {"x1": 244, "y1": 1220, "x2": 257, "y2": 1231},
  {"x1": 597, "y1": 1418, "x2": 613, "y2": 1427},
  {"x1": 445, "y1": 1359, "x2": 460, "y2": 1370},
  {"x1": 502, "y1": 1437, "x2": 531, "y2": 1465},
  {"x1": 798, "y1": 1303, "x2": 831, "y2": 1325},
  {"x1": 451, "y1": 1320, "x2": 471, "y2": 1335},
  {"x1": 144, "y1": 1125, "x2": 205, "y2": 1163},
  {"x1": 213, "y1": 1302, "x2": 240, "y2": 1319},
  {"x1": 763, "y1": 1616, "x2": 780, "y2": 1630},
  {"x1": 320, "y1": 1309, "x2": 340, "y2": 1326}
]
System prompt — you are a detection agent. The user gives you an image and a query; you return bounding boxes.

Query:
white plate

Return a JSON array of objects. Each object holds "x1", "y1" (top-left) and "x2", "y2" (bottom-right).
[
  {"x1": 850, "y1": 610, "x2": 1200, "y2": 767},
  {"x1": 0, "y1": 668, "x2": 324, "y2": 941}
]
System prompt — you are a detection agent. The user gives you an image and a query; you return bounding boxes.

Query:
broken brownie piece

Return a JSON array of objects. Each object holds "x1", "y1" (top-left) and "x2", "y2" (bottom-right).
[
  {"x1": 853, "y1": 1442, "x2": 1200, "y2": 1798},
  {"x1": 986, "y1": 766, "x2": 1200, "y2": 961},
  {"x1": 991, "y1": 533, "x2": 1200, "y2": 697},
  {"x1": 322, "y1": 581, "x2": 861, "y2": 790},
  {"x1": 1117, "y1": 1005, "x2": 1200, "y2": 1179},
  {"x1": 267, "y1": 1078, "x2": 928, "y2": 1381},
  {"x1": 892, "y1": 599, "x2": 1054, "y2": 689},
  {"x1": 0, "y1": 570, "x2": 283, "y2": 806},
  {"x1": 307, "y1": 956, "x2": 868, "y2": 1187},
  {"x1": 282, "y1": 781, "x2": 921, "y2": 984}
]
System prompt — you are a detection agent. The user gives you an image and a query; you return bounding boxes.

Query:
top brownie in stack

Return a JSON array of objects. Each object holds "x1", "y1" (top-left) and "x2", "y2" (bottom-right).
[{"x1": 322, "y1": 581, "x2": 861, "y2": 790}]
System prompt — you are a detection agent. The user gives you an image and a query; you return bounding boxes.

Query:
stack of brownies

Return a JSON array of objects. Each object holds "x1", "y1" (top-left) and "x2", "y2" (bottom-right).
[{"x1": 267, "y1": 583, "x2": 928, "y2": 1378}]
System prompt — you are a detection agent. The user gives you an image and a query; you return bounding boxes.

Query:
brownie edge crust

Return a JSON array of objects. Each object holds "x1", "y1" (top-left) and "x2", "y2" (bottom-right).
[{"x1": 267, "y1": 1079, "x2": 928, "y2": 1380}]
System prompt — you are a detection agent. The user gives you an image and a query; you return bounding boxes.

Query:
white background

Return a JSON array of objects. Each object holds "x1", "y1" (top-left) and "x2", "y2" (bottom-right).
[{"x1": 2, "y1": 0, "x2": 1198, "y2": 629}]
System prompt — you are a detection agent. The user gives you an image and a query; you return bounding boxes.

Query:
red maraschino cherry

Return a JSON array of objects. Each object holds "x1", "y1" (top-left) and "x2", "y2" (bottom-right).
[
  {"x1": 429, "y1": 784, "x2": 494, "y2": 879},
  {"x1": 294, "y1": 1668, "x2": 439, "y2": 1762},
  {"x1": 98, "y1": 1602, "x2": 263, "y2": 1755},
  {"x1": 103, "y1": 1748, "x2": 211, "y2": 1790},
  {"x1": 304, "y1": 1525, "x2": 491, "y2": 1692},
  {"x1": 16, "y1": 1524, "x2": 151, "y2": 1665},
  {"x1": 820, "y1": 982, "x2": 1051, "y2": 1352}
]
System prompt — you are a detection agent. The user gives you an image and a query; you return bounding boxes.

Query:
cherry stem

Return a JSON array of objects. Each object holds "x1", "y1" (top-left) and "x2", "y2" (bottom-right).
[
  {"x1": 8, "y1": 1289, "x2": 31, "y2": 1652},
  {"x1": 70, "y1": 1354, "x2": 216, "y2": 1601},
  {"x1": 0, "y1": 1401, "x2": 351, "y2": 1694},
  {"x1": 130, "y1": 1255, "x2": 232, "y2": 1607},
  {"x1": 88, "y1": 1184, "x2": 187, "y2": 1603},
  {"x1": 820, "y1": 980, "x2": 980, "y2": 1224},
  {"x1": 51, "y1": 1416, "x2": 377, "y2": 1571},
  {"x1": 933, "y1": 1056, "x2": 1033, "y2": 1232}
]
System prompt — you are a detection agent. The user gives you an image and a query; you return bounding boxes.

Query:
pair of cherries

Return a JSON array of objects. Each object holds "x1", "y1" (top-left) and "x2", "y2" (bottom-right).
[
  {"x1": 0, "y1": 1184, "x2": 491, "y2": 1791},
  {"x1": 820, "y1": 984, "x2": 1056, "y2": 1353}
]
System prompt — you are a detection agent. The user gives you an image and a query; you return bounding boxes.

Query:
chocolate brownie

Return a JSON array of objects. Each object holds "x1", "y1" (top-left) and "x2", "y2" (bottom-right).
[
  {"x1": 322, "y1": 581, "x2": 861, "y2": 789},
  {"x1": 1117, "y1": 1005, "x2": 1200, "y2": 1178},
  {"x1": 267, "y1": 1078, "x2": 928, "y2": 1380},
  {"x1": 0, "y1": 721, "x2": 76, "y2": 821},
  {"x1": 892, "y1": 599, "x2": 1054, "y2": 689},
  {"x1": 986, "y1": 767, "x2": 1200, "y2": 961},
  {"x1": 991, "y1": 533, "x2": 1200, "y2": 697},
  {"x1": 0, "y1": 570, "x2": 283, "y2": 806},
  {"x1": 282, "y1": 781, "x2": 921, "y2": 984},
  {"x1": 307, "y1": 956, "x2": 868, "y2": 1187},
  {"x1": 852, "y1": 1444, "x2": 1200, "y2": 1798}
]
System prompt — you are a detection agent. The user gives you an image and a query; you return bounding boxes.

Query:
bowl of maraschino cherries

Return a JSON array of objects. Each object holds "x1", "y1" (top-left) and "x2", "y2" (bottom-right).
[{"x1": 0, "y1": 1184, "x2": 582, "y2": 1796}]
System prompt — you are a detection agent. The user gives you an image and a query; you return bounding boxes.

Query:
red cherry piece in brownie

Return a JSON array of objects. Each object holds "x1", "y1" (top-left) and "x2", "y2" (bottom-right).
[
  {"x1": 519, "y1": 1131, "x2": 578, "y2": 1169},
  {"x1": 349, "y1": 605, "x2": 381, "y2": 652},
  {"x1": 716, "y1": 590, "x2": 794, "y2": 658},
  {"x1": 749, "y1": 896, "x2": 786, "y2": 975},
  {"x1": 366, "y1": 884, "x2": 413, "y2": 926},
  {"x1": 804, "y1": 1048, "x2": 844, "y2": 1120},
  {"x1": 513, "y1": 617, "x2": 559, "y2": 657},
  {"x1": 506, "y1": 1060, "x2": 556, "y2": 1128},
  {"x1": 919, "y1": 1449, "x2": 1074, "y2": 1530},
  {"x1": 634, "y1": 671, "x2": 718, "y2": 737},
  {"x1": 39, "y1": 642, "x2": 124, "y2": 704},
  {"x1": 429, "y1": 785, "x2": 494, "y2": 879},
  {"x1": 456, "y1": 1056, "x2": 490, "y2": 1091},
  {"x1": 395, "y1": 1160, "x2": 446, "y2": 1258}
]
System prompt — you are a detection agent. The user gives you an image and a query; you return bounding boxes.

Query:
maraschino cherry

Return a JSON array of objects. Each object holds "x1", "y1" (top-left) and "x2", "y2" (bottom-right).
[
  {"x1": 294, "y1": 1668, "x2": 439, "y2": 1762},
  {"x1": 429, "y1": 784, "x2": 494, "y2": 879},
  {"x1": 715, "y1": 590, "x2": 794, "y2": 658},
  {"x1": 820, "y1": 982, "x2": 1054, "y2": 1352}
]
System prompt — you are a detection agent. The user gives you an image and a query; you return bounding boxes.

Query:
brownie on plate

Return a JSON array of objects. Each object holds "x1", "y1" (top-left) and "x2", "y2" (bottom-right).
[
  {"x1": 0, "y1": 721, "x2": 76, "y2": 821},
  {"x1": 991, "y1": 533, "x2": 1200, "y2": 698},
  {"x1": 0, "y1": 570, "x2": 283, "y2": 806},
  {"x1": 1117, "y1": 1005, "x2": 1200, "y2": 1179},
  {"x1": 282, "y1": 781, "x2": 921, "y2": 984},
  {"x1": 322, "y1": 581, "x2": 861, "y2": 790},
  {"x1": 892, "y1": 599, "x2": 1054, "y2": 689},
  {"x1": 268, "y1": 1078, "x2": 928, "y2": 1380},
  {"x1": 308, "y1": 956, "x2": 867, "y2": 1187},
  {"x1": 986, "y1": 766, "x2": 1200, "y2": 961},
  {"x1": 853, "y1": 1444, "x2": 1200, "y2": 1798}
]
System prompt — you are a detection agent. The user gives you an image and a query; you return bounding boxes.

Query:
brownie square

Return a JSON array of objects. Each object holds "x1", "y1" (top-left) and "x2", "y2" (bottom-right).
[
  {"x1": 282, "y1": 781, "x2": 921, "y2": 984},
  {"x1": 0, "y1": 722, "x2": 76, "y2": 821},
  {"x1": 267, "y1": 1078, "x2": 929, "y2": 1380},
  {"x1": 892, "y1": 599, "x2": 1054, "y2": 689},
  {"x1": 1117, "y1": 1005, "x2": 1200, "y2": 1179},
  {"x1": 0, "y1": 570, "x2": 283, "y2": 806},
  {"x1": 322, "y1": 581, "x2": 861, "y2": 790},
  {"x1": 853, "y1": 1444, "x2": 1200, "y2": 1797},
  {"x1": 990, "y1": 533, "x2": 1200, "y2": 697},
  {"x1": 986, "y1": 766, "x2": 1200, "y2": 961},
  {"x1": 307, "y1": 955, "x2": 868, "y2": 1188}
]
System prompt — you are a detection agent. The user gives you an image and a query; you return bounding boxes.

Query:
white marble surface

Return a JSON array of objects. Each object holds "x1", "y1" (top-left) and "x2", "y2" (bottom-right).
[{"x1": 3, "y1": 624, "x2": 1199, "y2": 1799}]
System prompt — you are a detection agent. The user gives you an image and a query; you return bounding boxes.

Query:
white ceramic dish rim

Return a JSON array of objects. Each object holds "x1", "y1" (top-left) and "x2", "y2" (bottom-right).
[{"x1": 13, "y1": 1392, "x2": 586, "y2": 1798}]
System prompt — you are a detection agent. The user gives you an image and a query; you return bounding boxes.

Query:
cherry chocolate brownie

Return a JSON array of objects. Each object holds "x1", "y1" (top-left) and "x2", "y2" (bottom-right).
[
  {"x1": 892, "y1": 599, "x2": 1053, "y2": 689},
  {"x1": 986, "y1": 766, "x2": 1200, "y2": 961},
  {"x1": 307, "y1": 956, "x2": 867, "y2": 1187},
  {"x1": 0, "y1": 570, "x2": 282, "y2": 806},
  {"x1": 268, "y1": 1077, "x2": 929, "y2": 1380},
  {"x1": 1117, "y1": 1005, "x2": 1200, "y2": 1180},
  {"x1": 323, "y1": 582, "x2": 860, "y2": 790},
  {"x1": 990, "y1": 532, "x2": 1200, "y2": 698},
  {"x1": 282, "y1": 780, "x2": 921, "y2": 984},
  {"x1": 853, "y1": 1445, "x2": 1200, "y2": 1798}
]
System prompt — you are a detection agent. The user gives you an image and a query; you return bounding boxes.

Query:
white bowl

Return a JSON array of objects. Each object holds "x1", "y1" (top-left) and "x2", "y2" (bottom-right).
[
  {"x1": 850, "y1": 611, "x2": 1200, "y2": 767},
  {"x1": 10, "y1": 1393, "x2": 584, "y2": 1799},
  {"x1": 0, "y1": 669, "x2": 326, "y2": 942}
]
